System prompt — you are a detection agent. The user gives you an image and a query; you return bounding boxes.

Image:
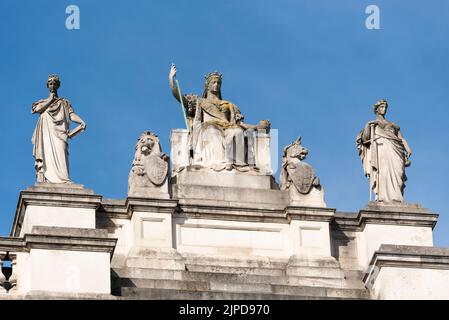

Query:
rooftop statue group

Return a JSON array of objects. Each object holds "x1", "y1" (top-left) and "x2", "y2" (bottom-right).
[{"x1": 30, "y1": 69, "x2": 412, "y2": 206}]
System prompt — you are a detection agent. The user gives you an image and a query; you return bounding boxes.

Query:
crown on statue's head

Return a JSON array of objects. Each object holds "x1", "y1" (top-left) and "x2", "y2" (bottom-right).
[
  {"x1": 47, "y1": 74, "x2": 60, "y2": 82},
  {"x1": 205, "y1": 71, "x2": 222, "y2": 83},
  {"x1": 46, "y1": 74, "x2": 61, "y2": 88},
  {"x1": 373, "y1": 98, "x2": 388, "y2": 112}
]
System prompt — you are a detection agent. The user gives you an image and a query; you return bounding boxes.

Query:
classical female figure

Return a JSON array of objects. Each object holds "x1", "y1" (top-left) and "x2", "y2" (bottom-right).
[
  {"x1": 356, "y1": 99, "x2": 411, "y2": 203},
  {"x1": 169, "y1": 64, "x2": 270, "y2": 171},
  {"x1": 31, "y1": 75, "x2": 86, "y2": 183}
]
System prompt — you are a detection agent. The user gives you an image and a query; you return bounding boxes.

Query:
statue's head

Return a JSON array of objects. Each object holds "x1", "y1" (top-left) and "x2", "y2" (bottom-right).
[
  {"x1": 136, "y1": 131, "x2": 161, "y2": 156},
  {"x1": 373, "y1": 99, "x2": 388, "y2": 115},
  {"x1": 47, "y1": 74, "x2": 61, "y2": 93},
  {"x1": 284, "y1": 137, "x2": 308, "y2": 160},
  {"x1": 203, "y1": 72, "x2": 222, "y2": 99}
]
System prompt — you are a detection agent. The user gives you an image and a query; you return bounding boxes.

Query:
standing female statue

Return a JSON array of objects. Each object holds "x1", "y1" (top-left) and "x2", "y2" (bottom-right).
[
  {"x1": 356, "y1": 99, "x2": 411, "y2": 203},
  {"x1": 169, "y1": 64, "x2": 270, "y2": 171},
  {"x1": 31, "y1": 75, "x2": 86, "y2": 183}
]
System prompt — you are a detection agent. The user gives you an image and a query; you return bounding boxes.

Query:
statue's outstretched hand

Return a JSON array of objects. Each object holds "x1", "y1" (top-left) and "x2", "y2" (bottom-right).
[
  {"x1": 257, "y1": 119, "x2": 271, "y2": 129},
  {"x1": 169, "y1": 63, "x2": 177, "y2": 81}
]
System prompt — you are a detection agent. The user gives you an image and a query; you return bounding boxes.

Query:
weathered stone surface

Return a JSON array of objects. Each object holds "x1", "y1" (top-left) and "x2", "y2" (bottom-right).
[
  {"x1": 173, "y1": 169, "x2": 274, "y2": 189},
  {"x1": 111, "y1": 250, "x2": 370, "y2": 299},
  {"x1": 119, "y1": 286, "x2": 369, "y2": 300},
  {"x1": 365, "y1": 245, "x2": 449, "y2": 299},
  {"x1": 172, "y1": 184, "x2": 288, "y2": 206},
  {"x1": 0, "y1": 292, "x2": 119, "y2": 300},
  {"x1": 28, "y1": 183, "x2": 94, "y2": 194}
]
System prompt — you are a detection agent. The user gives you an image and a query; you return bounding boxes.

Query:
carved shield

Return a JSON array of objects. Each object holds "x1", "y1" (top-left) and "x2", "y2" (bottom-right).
[
  {"x1": 143, "y1": 155, "x2": 168, "y2": 186},
  {"x1": 287, "y1": 162, "x2": 315, "y2": 194}
]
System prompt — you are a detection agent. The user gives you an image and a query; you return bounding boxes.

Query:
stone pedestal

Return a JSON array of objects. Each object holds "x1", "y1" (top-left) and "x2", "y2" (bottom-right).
[
  {"x1": 10, "y1": 184, "x2": 117, "y2": 296},
  {"x1": 12, "y1": 184, "x2": 101, "y2": 237},
  {"x1": 126, "y1": 198, "x2": 178, "y2": 249},
  {"x1": 254, "y1": 131, "x2": 272, "y2": 175},
  {"x1": 128, "y1": 181, "x2": 170, "y2": 199},
  {"x1": 364, "y1": 245, "x2": 449, "y2": 299},
  {"x1": 286, "y1": 206, "x2": 335, "y2": 257},
  {"x1": 356, "y1": 203, "x2": 437, "y2": 269},
  {"x1": 170, "y1": 129, "x2": 190, "y2": 173},
  {"x1": 170, "y1": 129, "x2": 273, "y2": 175},
  {"x1": 173, "y1": 168, "x2": 274, "y2": 190},
  {"x1": 16, "y1": 227, "x2": 115, "y2": 295}
]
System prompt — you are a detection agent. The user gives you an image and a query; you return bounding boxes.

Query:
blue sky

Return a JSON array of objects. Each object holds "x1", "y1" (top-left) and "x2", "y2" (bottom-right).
[{"x1": 0, "y1": 0, "x2": 448, "y2": 246}]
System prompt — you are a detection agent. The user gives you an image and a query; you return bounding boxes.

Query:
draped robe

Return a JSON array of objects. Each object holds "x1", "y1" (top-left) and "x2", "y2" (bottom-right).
[
  {"x1": 32, "y1": 98, "x2": 73, "y2": 183},
  {"x1": 357, "y1": 122, "x2": 407, "y2": 203},
  {"x1": 190, "y1": 97, "x2": 247, "y2": 169}
]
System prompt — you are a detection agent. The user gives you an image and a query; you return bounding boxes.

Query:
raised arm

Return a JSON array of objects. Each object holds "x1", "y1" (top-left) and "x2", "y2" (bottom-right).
[{"x1": 169, "y1": 64, "x2": 183, "y2": 103}]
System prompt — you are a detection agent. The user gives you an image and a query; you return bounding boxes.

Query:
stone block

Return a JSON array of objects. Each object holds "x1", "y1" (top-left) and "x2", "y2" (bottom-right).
[
  {"x1": 172, "y1": 184, "x2": 288, "y2": 206},
  {"x1": 131, "y1": 211, "x2": 173, "y2": 248},
  {"x1": 173, "y1": 169, "x2": 274, "y2": 190},
  {"x1": 12, "y1": 185, "x2": 102, "y2": 237},
  {"x1": 174, "y1": 217, "x2": 290, "y2": 258},
  {"x1": 365, "y1": 245, "x2": 449, "y2": 299}
]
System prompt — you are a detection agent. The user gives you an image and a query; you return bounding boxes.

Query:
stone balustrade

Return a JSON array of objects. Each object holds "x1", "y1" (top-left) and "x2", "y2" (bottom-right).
[{"x1": 0, "y1": 237, "x2": 24, "y2": 295}]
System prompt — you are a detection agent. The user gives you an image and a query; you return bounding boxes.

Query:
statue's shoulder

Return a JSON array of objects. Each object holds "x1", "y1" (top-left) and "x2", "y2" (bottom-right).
[
  {"x1": 58, "y1": 98, "x2": 74, "y2": 112},
  {"x1": 390, "y1": 121, "x2": 400, "y2": 130},
  {"x1": 58, "y1": 97, "x2": 71, "y2": 103},
  {"x1": 184, "y1": 94, "x2": 198, "y2": 103}
]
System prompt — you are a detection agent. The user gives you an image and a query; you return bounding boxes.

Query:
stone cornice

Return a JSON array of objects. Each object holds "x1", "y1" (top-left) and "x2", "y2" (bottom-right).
[
  {"x1": 97, "y1": 199, "x2": 128, "y2": 219},
  {"x1": 332, "y1": 205, "x2": 438, "y2": 232},
  {"x1": 24, "y1": 233, "x2": 117, "y2": 255},
  {"x1": 126, "y1": 197, "x2": 178, "y2": 216},
  {"x1": 0, "y1": 237, "x2": 26, "y2": 253},
  {"x1": 0, "y1": 227, "x2": 117, "y2": 257},
  {"x1": 363, "y1": 244, "x2": 449, "y2": 287},
  {"x1": 85, "y1": 195, "x2": 439, "y2": 232},
  {"x1": 11, "y1": 189, "x2": 103, "y2": 237},
  {"x1": 177, "y1": 201, "x2": 288, "y2": 223},
  {"x1": 285, "y1": 206, "x2": 336, "y2": 223}
]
